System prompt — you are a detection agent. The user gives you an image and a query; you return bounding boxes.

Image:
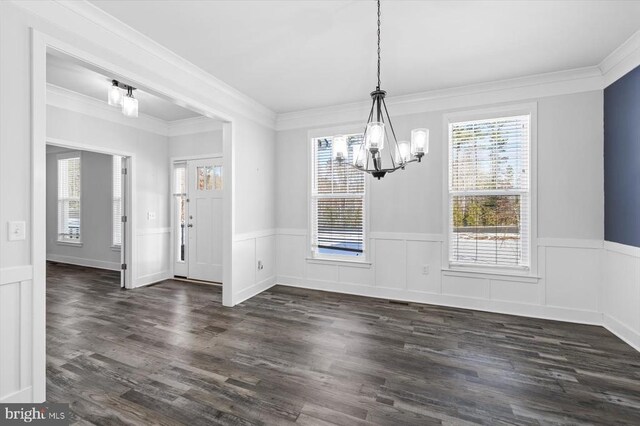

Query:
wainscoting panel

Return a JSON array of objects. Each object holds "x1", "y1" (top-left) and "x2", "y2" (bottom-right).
[
  {"x1": 0, "y1": 266, "x2": 33, "y2": 403},
  {"x1": 602, "y1": 242, "x2": 640, "y2": 350},
  {"x1": 232, "y1": 230, "x2": 276, "y2": 305},
  {"x1": 276, "y1": 230, "x2": 604, "y2": 325},
  {"x1": 135, "y1": 228, "x2": 171, "y2": 287},
  {"x1": 544, "y1": 246, "x2": 601, "y2": 311}
]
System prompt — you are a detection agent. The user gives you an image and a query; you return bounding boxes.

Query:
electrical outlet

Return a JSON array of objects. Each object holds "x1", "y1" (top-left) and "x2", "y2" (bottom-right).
[
  {"x1": 147, "y1": 211, "x2": 156, "y2": 220},
  {"x1": 257, "y1": 260, "x2": 264, "y2": 270},
  {"x1": 422, "y1": 265, "x2": 429, "y2": 275}
]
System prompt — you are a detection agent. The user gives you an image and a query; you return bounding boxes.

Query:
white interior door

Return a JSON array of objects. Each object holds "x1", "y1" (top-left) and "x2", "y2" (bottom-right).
[{"x1": 187, "y1": 158, "x2": 223, "y2": 282}]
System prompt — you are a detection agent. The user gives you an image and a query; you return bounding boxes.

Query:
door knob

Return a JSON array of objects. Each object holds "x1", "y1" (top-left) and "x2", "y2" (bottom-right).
[{"x1": 187, "y1": 224, "x2": 193, "y2": 228}]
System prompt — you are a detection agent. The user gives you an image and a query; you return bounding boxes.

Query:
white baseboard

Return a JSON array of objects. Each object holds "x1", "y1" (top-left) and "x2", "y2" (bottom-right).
[
  {"x1": 603, "y1": 314, "x2": 640, "y2": 352},
  {"x1": 0, "y1": 387, "x2": 32, "y2": 403},
  {"x1": 134, "y1": 270, "x2": 171, "y2": 288},
  {"x1": 276, "y1": 275, "x2": 603, "y2": 326},
  {"x1": 46, "y1": 254, "x2": 120, "y2": 271},
  {"x1": 233, "y1": 275, "x2": 276, "y2": 306}
]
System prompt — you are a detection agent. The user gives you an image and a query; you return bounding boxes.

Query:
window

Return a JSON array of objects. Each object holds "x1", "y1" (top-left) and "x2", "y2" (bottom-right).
[
  {"x1": 112, "y1": 155, "x2": 123, "y2": 247},
  {"x1": 311, "y1": 134, "x2": 366, "y2": 259},
  {"x1": 173, "y1": 162, "x2": 187, "y2": 263},
  {"x1": 448, "y1": 114, "x2": 531, "y2": 269},
  {"x1": 57, "y1": 153, "x2": 81, "y2": 242}
]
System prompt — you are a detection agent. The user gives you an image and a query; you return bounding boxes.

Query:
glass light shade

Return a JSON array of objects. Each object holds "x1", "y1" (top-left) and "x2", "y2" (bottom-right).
[
  {"x1": 352, "y1": 144, "x2": 366, "y2": 167},
  {"x1": 108, "y1": 84, "x2": 123, "y2": 107},
  {"x1": 365, "y1": 121, "x2": 385, "y2": 151},
  {"x1": 411, "y1": 128, "x2": 429, "y2": 155},
  {"x1": 396, "y1": 141, "x2": 411, "y2": 164},
  {"x1": 332, "y1": 135, "x2": 348, "y2": 161},
  {"x1": 122, "y1": 95, "x2": 138, "y2": 118}
]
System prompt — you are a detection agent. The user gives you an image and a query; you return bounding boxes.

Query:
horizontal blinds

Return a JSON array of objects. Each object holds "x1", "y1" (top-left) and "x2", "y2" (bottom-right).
[
  {"x1": 112, "y1": 155, "x2": 122, "y2": 246},
  {"x1": 58, "y1": 156, "x2": 81, "y2": 241},
  {"x1": 449, "y1": 115, "x2": 530, "y2": 267},
  {"x1": 313, "y1": 135, "x2": 365, "y2": 255}
]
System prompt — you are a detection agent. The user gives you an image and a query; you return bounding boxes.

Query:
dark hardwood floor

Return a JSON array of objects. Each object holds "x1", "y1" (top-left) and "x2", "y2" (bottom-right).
[{"x1": 46, "y1": 262, "x2": 640, "y2": 425}]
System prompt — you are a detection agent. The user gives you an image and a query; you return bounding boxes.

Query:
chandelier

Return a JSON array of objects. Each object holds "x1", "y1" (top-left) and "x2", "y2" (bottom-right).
[{"x1": 333, "y1": 0, "x2": 429, "y2": 179}]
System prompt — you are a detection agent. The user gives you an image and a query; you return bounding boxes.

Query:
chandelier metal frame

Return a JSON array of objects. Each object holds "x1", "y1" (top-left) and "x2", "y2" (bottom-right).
[{"x1": 334, "y1": 0, "x2": 428, "y2": 180}]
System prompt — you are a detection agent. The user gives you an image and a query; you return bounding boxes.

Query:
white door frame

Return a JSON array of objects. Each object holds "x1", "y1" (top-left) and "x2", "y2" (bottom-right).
[
  {"x1": 169, "y1": 153, "x2": 224, "y2": 280},
  {"x1": 46, "y1": 137, "x2": 135, "y2": 288},
  {"x1": 31, "y1": 29, "x2": 235, "y2": 402}
]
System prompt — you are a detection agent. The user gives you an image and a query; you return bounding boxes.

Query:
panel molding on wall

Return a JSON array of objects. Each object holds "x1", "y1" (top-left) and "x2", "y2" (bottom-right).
[
  {"x1": 134, "y1": 228, "x2": 171, "y2": 288},
  {"x1": 602, "y1": 241, "x2": 640, "y2": 351},
  {"x1": 0, "y1": 266, "x2": 34, "y2": 402},
  {"x1": 233, "y1": 230, "x2": 277, "y2": 305},
  {"x1": 276, "y1": 229, "x2": 604, "y2": 326}
]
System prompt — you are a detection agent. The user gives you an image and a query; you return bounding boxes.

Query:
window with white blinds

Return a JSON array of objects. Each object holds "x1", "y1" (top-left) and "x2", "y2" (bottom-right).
[
  {"x1": 448, "y1": 114, "x2": 530, "y2": 268},
  {"x1": 311, "y1": 134, "x2": 366, "y2": 258},
  {"x1": 57, "y1": 154, "x2": 81, "y2": 242},
  {"x1": 112, "y1": 155, "x2": 123, "y2": 247}
]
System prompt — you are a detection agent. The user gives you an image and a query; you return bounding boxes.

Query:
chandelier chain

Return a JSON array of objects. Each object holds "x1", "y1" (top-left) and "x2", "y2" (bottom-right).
[{"x1": 377, "y1": 0, "x2": 381, "y2": 89}]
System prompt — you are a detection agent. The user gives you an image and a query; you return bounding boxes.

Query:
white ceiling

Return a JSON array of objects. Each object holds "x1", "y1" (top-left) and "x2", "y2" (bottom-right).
[
  {"x1": 47, "y1": 53, "x2": 201, "y2": 121},
  {"x1": 89, "y1": 0, "x2": 640, "y2": 113}
]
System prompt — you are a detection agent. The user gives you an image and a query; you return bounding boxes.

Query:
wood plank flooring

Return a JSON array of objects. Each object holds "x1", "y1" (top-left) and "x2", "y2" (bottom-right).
[{"x1": 46, "y1": 262, "x2": 640, "y2": 425}]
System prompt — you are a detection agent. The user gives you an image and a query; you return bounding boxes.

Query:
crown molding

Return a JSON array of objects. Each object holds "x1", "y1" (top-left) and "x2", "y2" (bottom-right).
[
  {"x1": 168, "y1": 116, "x2": 223, "y2": 137},
  {"x1": 47, "y1": 83, "x2": 170, "y2": 136},
  {"x1": 600, "y1": 30, "x2": 640, "y2": 87},
  {"x1": 275, "y1": 66, "x2": 604, "y2": 131},
  {"x1": 12, "y1": 0, "x2": 277, "y2": 129}
]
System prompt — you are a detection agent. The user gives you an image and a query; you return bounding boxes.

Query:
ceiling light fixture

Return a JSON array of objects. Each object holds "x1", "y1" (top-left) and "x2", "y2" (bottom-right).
[
  {"x1": 108, "y1": 80, "x2": 138, "y2": 118},
  {"x1": 333, "y1": 0, "x2": 429, "y2": 179},
  {"x1": 122, "y1": 86, "x2": 138, "y2": 118},
  {"x1": 108, "y1": 80, "x2": 123, "y2": 107}
]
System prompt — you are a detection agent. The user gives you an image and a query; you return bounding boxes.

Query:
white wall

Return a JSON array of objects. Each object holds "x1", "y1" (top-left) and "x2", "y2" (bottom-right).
[
  {"x1": 276, "y1": 91, "x2": 605, "y2": 324},
  {"x1": 232, "y1": 117, "x2": 278, "y2": 304},
  {"x1": 169, "y1": 129, "x2": 223, "y2": 158},
  {"x1": 47, "y1": 105, "x2": 171, "y2": 287},
  {"x1": 46, "y1": 147, "x2": 120, "y2": 271}
]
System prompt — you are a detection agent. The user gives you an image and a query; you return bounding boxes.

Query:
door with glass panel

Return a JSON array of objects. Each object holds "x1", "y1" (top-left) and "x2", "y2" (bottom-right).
[{"x1": 173, "y1": 158, "x2": 223, "y2": 282}]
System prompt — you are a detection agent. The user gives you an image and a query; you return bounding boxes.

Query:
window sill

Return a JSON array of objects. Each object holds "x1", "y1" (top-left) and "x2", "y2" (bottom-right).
[
  {"x1": 443, "y1": 266, "x2": 540, "y2": 283},
  {"x1": 306, "y1": 257, "x2": 372, "y2": 268},
  {"x1": 57, "y1": 241, "x2": 83, "y2": 247}
]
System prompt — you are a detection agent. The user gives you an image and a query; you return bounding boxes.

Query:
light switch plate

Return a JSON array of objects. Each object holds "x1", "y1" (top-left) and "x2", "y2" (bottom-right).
[{"x1": 8, "y1": 221, "x2": 26, "y2": 241}]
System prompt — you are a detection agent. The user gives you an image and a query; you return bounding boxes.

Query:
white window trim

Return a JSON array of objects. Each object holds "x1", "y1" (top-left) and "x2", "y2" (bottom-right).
[
  {"x1": 57, "y1": 151, "x2": 82, "y2": 244},
  {"x1": 442, "y1": 102, "x2": 538, "y2": 277},
  {"x1": 307, "y1": 125, "x2": 371, "y2": 263}
]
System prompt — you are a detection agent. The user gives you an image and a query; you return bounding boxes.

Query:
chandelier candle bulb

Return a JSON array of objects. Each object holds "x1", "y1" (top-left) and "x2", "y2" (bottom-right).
[
  {"x1": 365, "y1": 121, "x2": 385, "y2": 152},
  {"x1": 108, "y1": 80, "x2": 123, "y2": 107},
  {"x1": 352, "y1": 145, "x2": 366, "y2": 167},
  {"x1": 396, "y1": 141, "x2": 411, "y2": 164},
  {"x1": 411, "y1": 128, "x2": 429, "y2": 157},
  {"x1": 332, "y1": 135, "x2": 348, "y2": 161}
]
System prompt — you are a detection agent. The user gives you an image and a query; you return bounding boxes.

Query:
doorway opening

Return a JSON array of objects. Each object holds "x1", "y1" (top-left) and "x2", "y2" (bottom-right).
[
  {"x1": 45, "y1": 143, "x2": 131, "y2": 288},
  {"x1": 172, "y1": 157, "x2": 224, "y2": 283}
]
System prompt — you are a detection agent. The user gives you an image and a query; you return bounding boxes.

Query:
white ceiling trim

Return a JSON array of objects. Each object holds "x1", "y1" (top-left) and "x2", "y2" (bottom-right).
[
  {"x1": 47, "y1": 84, "x2": 223, "y2": 137},
  {"x1": 600, "y1": 30, "x2": 640, "y2": 87},
  {"x1": 47, "y1": 83, "x2": 170, "y2": 136},
  {"x1": 13, "y1": 0, "x2": 277, "y2": 128},
  {"x1": 276, "y1": 67, "x2": 603, "y2": 131}
]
